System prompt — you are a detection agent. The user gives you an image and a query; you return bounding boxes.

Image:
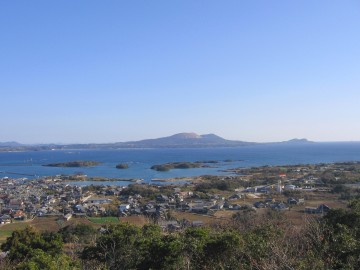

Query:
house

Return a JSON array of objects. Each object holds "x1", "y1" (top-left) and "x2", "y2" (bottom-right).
[
  {"x1": 211, "y1": 203, "x2": 224, "y2": 210},
  {"x1": 131, "y1": 208, "x2": 142, "y2": 215},
  {"x1": 74, "y1": 205, "x2": 86, "y2": 213},
  {"x1": 145, "y1": 208, "x2": 157, "y2": 215},
  {"x1": 287, "y1": 198, "x2": 298, "y2": 205},
  {"x1": 84, "y1": 198, "x2": 112, "y2": 204},
  {"x1": 297, "y1": 198, "x2": 305, "y2": 204},
  {"x1": 1, "y1": 209, "x2": 12, "y2": 215},
  {"x1": 118, "y1": 204, "x2": 130, "y2": 213},
  {"x1": 0, "y1": 199, "x2": 4, "y2": 211},
  {"x1": 0, "y1": 214, "x2": 11, "y2": 224},
  {"x1": 177, "y1": 203, "x2": 190, "y2": 211},
  {"x1": 232, "y1": 204, "x2": 242, "y2": 210},
  {"x1": 228, "y1": 194, "x2": 242, "y2": 200},
  {"x1": 254, "y1": 201, "x2": 265, "y2": 208},
  {"x1": 156, "y1": 194, "x2": 169, "y2": 203},
  {"x1": 305, "y1": 204, "x2": 330, "y2": 214},
  {"x1": 36, "y1": 209, "x2": 47, "y2": 217},
  {"x1": 73, "y1": 213, "x2": 87, "y2": 218},
  {"x1": 265, "y1": 198, "x2": 275, "y2": 203},
  {"x1": 271, "y1": 202, "x2": 288, "y2": 211},
  {"x1": 284, "y1": 185, "x2": 296, "y2": 190},
  {"x1": 13, "y1": 210, "x2": 26, "y2": 220},
  {"x1": 191, "y1": 205, "x2": 208, "y2": 214},
  {"x1": 255, "y1": 186, "x2": 271, "y2": 193},
  {"x1": 317, "y1": 204, "x2": 331, "y2": 213},
  {"x1": 7, "y1": 199, "x2": 24, "y2": 210},
  {"x1": 88, "y1": 205, "x2": 99, "y2": 216},
  {"x1": 64, "y1": 213, "x2": 72, "y2": 221},
  {"x1": 145, "y1": 203, "x2": 155, "y2": 210}
]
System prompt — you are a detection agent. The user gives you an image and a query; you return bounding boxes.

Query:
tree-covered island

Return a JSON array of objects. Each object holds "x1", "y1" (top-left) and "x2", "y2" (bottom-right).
[
  {"x1": 43, "y1": 160, "x2": 101, "y2": 167},
  {"x1": 116, "y1": 163, "x2": 129, "y2": 169},
  {"x1": 150, "y1": 161, "x2": 215, "y2": 171}
]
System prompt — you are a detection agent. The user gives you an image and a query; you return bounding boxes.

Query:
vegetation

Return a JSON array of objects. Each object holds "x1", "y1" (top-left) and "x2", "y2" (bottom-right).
[
  {"x1": 2, "y1": 200, "x2": 360, "y2": 269},
  {"x1": 0, "y1": 226, "x2": 79, "y2": 269},
  {"x1": 120, "y1": 184, "x2": 159, "y2": 199},
  {"x1": 195, "y1": 176, "x2": 242, "y2": 192},
  {"x1": 43, "y1": 160, "x2": 101, "y2": 167},
  {"x1": 151, "y1": 162, "x2": 206, "y2": 171},
  {"x1": 116, "y1": 163, "x2": 129, "y2": 169},
  {"x1": 88, "y1": 217, "x2": 119, "y2": 224},
  {"x1": 59, "y1": 223, "x2": 97, "y2": 245}
]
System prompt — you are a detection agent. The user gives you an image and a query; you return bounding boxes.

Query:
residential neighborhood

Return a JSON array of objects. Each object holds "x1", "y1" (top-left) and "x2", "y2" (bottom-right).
[{"x1": 1, "y1": 161, "x2": 347, "y2": 229}]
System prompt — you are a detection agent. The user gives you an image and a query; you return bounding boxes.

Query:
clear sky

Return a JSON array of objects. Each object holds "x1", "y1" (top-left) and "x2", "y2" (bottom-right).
[{"x1": 1, "y1": 1, "x2": 359, "y2": 144}]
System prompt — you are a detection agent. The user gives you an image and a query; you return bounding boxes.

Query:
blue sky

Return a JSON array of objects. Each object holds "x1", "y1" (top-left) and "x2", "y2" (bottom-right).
[{"x1": 1, "y1": 1, "x2": 359, "y2": 143}]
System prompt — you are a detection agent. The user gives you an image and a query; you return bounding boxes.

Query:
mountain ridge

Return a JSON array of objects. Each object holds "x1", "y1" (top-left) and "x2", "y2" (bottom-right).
[
  {"x1": 0, "y1": 133, "x2": 315, "y2": 151},
  {"x1": 121, "y1": 132, "x2": 255, "y2": 148}
]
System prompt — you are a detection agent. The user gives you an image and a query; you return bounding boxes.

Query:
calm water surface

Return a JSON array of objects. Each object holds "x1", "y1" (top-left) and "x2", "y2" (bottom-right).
[{"x1": 1, "y1": 143, "x2": 360, "y2": 185}]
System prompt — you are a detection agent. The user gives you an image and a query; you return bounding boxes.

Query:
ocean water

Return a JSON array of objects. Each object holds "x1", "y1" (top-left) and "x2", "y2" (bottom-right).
[{"x1": 1, "y1": 143, "x2": 360, "y2": 185}]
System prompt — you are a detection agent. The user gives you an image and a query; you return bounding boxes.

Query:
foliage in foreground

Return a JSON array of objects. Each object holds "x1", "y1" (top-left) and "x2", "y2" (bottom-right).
[
  {"x1": 2, "y1": 200, "x2": 360, "y2": 269},
  {"x1": 0, "y1": 226, "x2": 79, "y2": 270}
]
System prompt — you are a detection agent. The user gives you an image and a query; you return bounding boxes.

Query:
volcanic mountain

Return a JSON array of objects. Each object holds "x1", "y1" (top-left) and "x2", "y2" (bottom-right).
[
  {"x1": 118, "y1": 132, "x2": 256, "y2": 148},
  {"x1": 0, "y1": 133, "x2": 314, "y2": 151}
]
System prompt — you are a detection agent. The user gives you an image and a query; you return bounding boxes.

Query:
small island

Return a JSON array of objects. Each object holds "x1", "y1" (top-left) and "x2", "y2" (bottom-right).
[
  {"x1": 43, "y1": 160, "x2": 101, "y2": 167},
  {"x1": 116, "y1": 163, "x2": 129, "y2": 169},
  {"x1": 150, "y1": 161, "x2": 212, "y2": 172}
]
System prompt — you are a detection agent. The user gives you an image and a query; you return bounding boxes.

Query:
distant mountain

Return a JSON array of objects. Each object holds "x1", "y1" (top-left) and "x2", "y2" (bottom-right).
[
  {"x1": 265, "y1": 138, "x2": 314, "y2": 145},
  {"x1": 118, "y1": 132, "x2": 256, "y2": 148},
  {"x1": 0, "y1": 134, "x2": 316, "y2": 152},
  {"x1": 0, "y1": 141, "x2": 23, "y2": 147},
  {"x1": 288, "y1": 138, "x2": 312, "y2": 143}
]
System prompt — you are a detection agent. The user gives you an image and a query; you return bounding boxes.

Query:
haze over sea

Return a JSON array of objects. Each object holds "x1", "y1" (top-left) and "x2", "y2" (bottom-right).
[{"x1": 1, "y1": 143, "x2": 360, "y2": 186}]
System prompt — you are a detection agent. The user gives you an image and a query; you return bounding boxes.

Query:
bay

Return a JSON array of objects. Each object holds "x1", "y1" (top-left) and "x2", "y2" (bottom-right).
[{"x1": 1, "y1": 142, "x2": 360, "y2": 185}]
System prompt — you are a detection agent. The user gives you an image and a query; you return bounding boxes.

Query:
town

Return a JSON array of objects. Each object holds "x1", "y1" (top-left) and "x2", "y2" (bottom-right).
[
  {"x1": 1, "y1": 161, "x2": 360, "y2": 269},
  {"x1": 1, "y1": 161, "x2": 358, "y2": 232}
]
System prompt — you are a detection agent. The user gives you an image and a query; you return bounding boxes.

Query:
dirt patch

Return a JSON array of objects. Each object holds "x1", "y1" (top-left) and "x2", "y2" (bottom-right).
[{"x1": 119, "y1": 215, "x2": 149, "y2": 226}]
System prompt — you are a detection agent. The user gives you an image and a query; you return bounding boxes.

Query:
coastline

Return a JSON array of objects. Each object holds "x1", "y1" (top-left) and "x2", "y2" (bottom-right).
[{"x1": 2, "y1": 144, "x2": 360, "y2": 183}]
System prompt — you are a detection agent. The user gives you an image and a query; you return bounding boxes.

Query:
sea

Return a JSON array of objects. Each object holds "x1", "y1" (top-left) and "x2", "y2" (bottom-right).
[{"x1": 1, "y1": 142, "x2": 360, "y2": 186}]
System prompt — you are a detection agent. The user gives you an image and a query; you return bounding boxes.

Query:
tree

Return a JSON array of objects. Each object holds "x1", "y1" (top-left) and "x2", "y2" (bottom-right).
[
  {"x1": 82, "y1": 223, "x2": 142, "y2": 270},
  {"x1": 1, "y1": 226, "x2": 78, "y2": 269},
  {"x1": 1, "y1": 227, "x2": 62, "y2": 262},
  {"x1": 16, "y1": 250, "x2": 79, "y2": 270},
  {"x1": 320, "y1": 200, "x2": 360, "y2": 269},
  {"x1": 203, "y1": 231, "x2": 244, "y2": 269}
]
